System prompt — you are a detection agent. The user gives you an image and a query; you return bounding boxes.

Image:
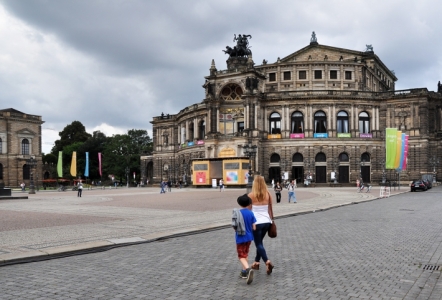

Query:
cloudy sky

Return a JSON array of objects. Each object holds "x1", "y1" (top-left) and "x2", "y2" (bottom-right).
[{"x1": 0, "y1": 0, "x2": 441, "y2": 153}]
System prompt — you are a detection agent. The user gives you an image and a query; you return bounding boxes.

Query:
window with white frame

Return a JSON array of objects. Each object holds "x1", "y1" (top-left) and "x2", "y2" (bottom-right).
[
  {"x1": 269, "y1": 112, "x2": 281, "y2": 134},
  {"x1": 359, "y1": 112, "x2": 370, "y2": 134},
  {"x1": 314, "y1": 111, "x2": 327, "y2": 133},
  {"x1": 337, "y1": 111, "x2": 349, "y2": 133},
  {"x1": 291, "y1": 111, "x2": 304, "y2": 133}
]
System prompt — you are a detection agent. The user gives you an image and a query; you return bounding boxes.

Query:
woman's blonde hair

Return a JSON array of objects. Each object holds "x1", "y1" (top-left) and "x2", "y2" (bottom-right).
[{"x1": 251, "y1": 175, "x2": 268, "y2": 202}]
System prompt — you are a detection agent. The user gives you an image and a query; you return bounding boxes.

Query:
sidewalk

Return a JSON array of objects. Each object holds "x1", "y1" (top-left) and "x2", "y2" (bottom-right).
[{"x1": 0, "y1": 186, "x2": 408, "y2": 266}]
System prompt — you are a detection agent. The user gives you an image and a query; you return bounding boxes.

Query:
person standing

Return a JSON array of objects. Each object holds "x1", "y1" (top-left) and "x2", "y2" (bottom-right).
[
  {"x1": 167, "y1": 180, "x2": 172, "y2": 192},
  {"x1": 20, "y1": 182, "x2": 25, "y2": 192},
  {"x1": 274, "y1": 182, "x2": 282, "y2": 203},
  {"x1": 248, "y1": 175, "x2": 275, "y2": 275},
  {"x1": 77, "y1": 182, "x2": 83, "y2": 197},
  {"x1": 271, "y1": 178, "x2": 274, "y2": 189},
  {"x1": 219, "y1": 179, "x2": 224, "y2": 192},
  {"x1": 160, "y1": 180, "x2": 166, "y2": 194},
  {"x1": 232, "y1": 194, "x2": 256, "y2": 284},
  {"x1": 287, "y1": 180, "x2": 297, "y2": 203}
]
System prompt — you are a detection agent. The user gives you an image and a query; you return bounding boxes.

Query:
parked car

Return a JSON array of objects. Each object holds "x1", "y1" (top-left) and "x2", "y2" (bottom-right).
[
  {"x1": 422, "y1": 179, "x2": 432, "y2": 189},
  {"x1": 410, "y1": 180, "x2": 427, "y2": 192}
]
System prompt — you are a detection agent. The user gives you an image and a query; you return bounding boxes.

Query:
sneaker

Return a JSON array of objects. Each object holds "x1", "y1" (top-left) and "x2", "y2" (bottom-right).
[
  {"x1": 239, "y1": 270, "x2": 247, "y2": 279},
  {"x1": 246, "y1": 268, "x2": 254, "y2": 284}
]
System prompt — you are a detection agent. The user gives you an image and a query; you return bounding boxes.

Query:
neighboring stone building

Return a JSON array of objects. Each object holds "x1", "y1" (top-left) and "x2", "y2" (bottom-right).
[
  {"x1": 0, "y1": 108, "x2": 44, "y2": 188},
  {"x1": 148, "y1": 33, "x2": 442, "y2": 186}
]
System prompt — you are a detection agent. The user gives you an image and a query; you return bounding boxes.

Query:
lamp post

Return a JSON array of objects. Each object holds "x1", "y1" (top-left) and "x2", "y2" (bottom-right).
[
  {"x1": 429, "y1": 156, "x2": 439, "y2": 183},
  {"x1": 356, "y1": 158, "x2": 366, "y2": 182},
  {"x1": 26, "y1": 157, "x2": 37, "y2": 194},
  {"x1": 304, "y1": 158, "x2": 314, "y2": 184},
  {"x1": 243, "y1": 143, "x2": 257, "y2": 193},
  {"x1": 377, "y1": 158, "x2": 386, "y2": 183}
]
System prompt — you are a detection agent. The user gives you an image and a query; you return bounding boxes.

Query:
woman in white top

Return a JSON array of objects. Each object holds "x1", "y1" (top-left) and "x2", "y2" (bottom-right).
[{"x1": 247, "y1": 175, "x2": 275, "y2": 275}]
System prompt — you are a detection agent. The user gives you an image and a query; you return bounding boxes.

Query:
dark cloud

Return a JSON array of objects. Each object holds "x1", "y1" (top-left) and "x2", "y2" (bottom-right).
[{"x1": 0, "y1": 0, "x2": 441, "y2": 153}]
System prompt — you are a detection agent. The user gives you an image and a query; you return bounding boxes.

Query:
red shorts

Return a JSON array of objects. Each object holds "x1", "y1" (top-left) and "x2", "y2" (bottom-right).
[{"x1": 236, "y1": 241, "x2": 251, "y2": 259}]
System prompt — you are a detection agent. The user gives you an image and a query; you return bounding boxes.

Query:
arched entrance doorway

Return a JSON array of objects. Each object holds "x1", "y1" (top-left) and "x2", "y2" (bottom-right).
[
  {"x1": 315, "y1": 152, "x2": 327, "y2": 183},
  {"x1": 268, "y1": 153, "x2": 280, "y2": 183},
  {"x1": 360, "y1": 152, "x2": 371, "y2": 183},
  {"x1": 338, "y1": 152, "x2": 350, "y2": 183},
  {"x1": 291, "y1": 153, "x2": 304, "y2": 183}
]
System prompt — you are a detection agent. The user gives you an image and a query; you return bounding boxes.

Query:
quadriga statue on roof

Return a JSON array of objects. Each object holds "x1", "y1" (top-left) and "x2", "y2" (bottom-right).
[{"x1": 223, "y1": 34, "x2": 252, "y2": 57}]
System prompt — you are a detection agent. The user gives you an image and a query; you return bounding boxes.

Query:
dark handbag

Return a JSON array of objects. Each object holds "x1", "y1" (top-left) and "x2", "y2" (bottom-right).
[
  {"x1": 268, "y1": 221, "x2": 277, "y2": 238},
  {"x1": 267, "y1": 191, "x2": 277, "y2": 238}
]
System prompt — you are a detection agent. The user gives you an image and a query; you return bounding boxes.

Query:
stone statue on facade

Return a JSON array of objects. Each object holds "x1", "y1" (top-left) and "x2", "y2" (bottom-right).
[
  {"x1": 223, "y1": 34, "x2": 252, "y2": 57},
  {"x1": 310, "y1": 31, "x2": 317, "y2": 43},
  {"x1": 366, "y1": 44, "x2": 373, "y2": 52},
  {"x1": 438, "y1": 81, "x2": 442, "y2": 93}
]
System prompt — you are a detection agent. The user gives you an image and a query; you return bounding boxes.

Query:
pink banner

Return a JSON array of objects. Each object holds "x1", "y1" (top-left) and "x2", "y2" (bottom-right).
[
  {"x1": 290, "y1": 133, "x2": 305, "y2": 139},
  {"x1": 98, "y1": 152, "x2": 102, "y2": 176},
  {"x1": 402, "y1": 135, "x2": 409, "y2": 170}
]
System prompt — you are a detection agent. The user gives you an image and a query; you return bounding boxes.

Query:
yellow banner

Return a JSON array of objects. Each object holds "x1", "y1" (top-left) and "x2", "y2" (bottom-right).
[{"x1": 70, "y1": 151, "x2": 77, "y2": 177}]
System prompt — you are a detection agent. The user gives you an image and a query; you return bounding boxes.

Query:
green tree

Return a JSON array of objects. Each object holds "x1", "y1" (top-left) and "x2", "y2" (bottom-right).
[{"x1": 51, "y1": 121, "x2": 91, "y2": 155}]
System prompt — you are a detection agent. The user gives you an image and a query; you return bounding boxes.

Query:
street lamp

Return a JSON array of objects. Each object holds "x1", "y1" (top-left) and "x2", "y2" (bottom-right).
[
  {"x1": 26, "y1": 157, "x2": 37, "y2": 194},
  {"x1": 429, "y1": 156, "x2": 439, "y2": 183},
  {"x1": 304, "y1": 158, "x2": 314, "y2": 184},
  {"x1": 243, "y1": 143, "x2": 257, "y2": 193},
  {"x1": 377, "y1": 158, "x2": 386, "y2": 183}
]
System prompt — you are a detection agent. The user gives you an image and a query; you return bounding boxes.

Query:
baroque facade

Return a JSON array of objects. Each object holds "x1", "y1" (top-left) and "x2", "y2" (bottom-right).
[
  {"x1": 148, "y1": 34, "x2": 442, "y2": 186},
  {"x1": 0, "y1": 108, "x2": 44, "y2": 188}
]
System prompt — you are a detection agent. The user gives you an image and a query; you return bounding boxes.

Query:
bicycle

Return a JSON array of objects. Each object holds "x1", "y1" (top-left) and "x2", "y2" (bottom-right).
[{"x1": 57, "y1": 186, "x2": 66, "y2": 192}]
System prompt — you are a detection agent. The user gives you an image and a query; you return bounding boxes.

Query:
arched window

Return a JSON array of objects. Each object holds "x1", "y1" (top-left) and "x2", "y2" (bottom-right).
[
  {"x1": 359, "y1": 112, "x2": 370, "y2": 134},
  {"x1": 21, "y1": 139, "x2": 30, "y2": 155},
  {"x1": 314, "y1": 111, "x2": 327, "y2": 133},
  {"x1": 0, "y1": 163, "x2": 3, "y2": 180},
  {"x1": 291, "y1": 111, "x2": 304, "y2": 133},
  {"x1": 337, "y1": 111, "x2": 349, "y2": 133},
  {"x1": 292, "y1": 153, "x2": 303, "y2": 162},
  {"x1": 361, "y1": 152, "x2": 370, "y2": 162},
  {"x1": 269, "y1": 112, "x2": 281, "y2": 134},
  {"x1": 189, "y1": 122, "x2": 194, "y2": 140},
  {"x1": 198, "y1": 120, "x2": 205, "y2": 139},
  {"x1": 220, "y1": 84, "x2": 243, "y2": 101},
  {"x1": 23, "y1": 164, "x2": 30, "y2": 180},
  {"x1": 270, "y1": 153, "x2": 280, "y2": 163},
  {"x1": 315, "y1": 152, "x2": 326, "y2": 162},
  {"x1": 339, "y1": 152, "x2": 349, "y2": 162}
]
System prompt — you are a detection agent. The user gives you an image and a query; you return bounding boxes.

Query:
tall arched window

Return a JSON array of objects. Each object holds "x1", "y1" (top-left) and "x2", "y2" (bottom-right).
[
  {"x1": 189, "y1": 122, "x2": 194, "y2": 140},
  {"x1": 270, "y1": 153, "x2": 280, "y2": 163},
  {"x1": 198, "y1": 120, "x2": 205, "y2": 139},
  {"x1": 337, "y1": 111, "x2": 349, "y2": 133},
  {"x1": 314, "y1": 111, "x2": 327, "y2": 133},
  {"x1": 291, "y1": 111, "x2": 304, "y2": 133},
  {"x1": 21, "y1": 139, "x2": 29, "y2": 155},
  {"x1": 361, "y1": 152, "x2": 370, "y2": 162},
  {"x1": 23, "y1": 164, "x2": 30, "y2": 180},
  {"x1": 269, "y1": 112, "x2": 281, "y2": 134},
  {"x1": 359, "y1": 112, "x2": 370, "y2": 134}
]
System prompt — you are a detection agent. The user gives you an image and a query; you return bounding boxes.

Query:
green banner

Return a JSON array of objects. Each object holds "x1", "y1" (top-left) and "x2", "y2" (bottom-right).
[
  {"x1": 57, "y1": 151, "x2": 63, "y2": 178},
  {"x1": 385, "y1": 128, "x2": 397, "y2": 169}
]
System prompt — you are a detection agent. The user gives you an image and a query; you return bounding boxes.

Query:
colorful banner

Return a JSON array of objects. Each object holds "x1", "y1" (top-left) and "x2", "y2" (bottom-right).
[
  {"x1": 402, "y1": 135, "x2": 409, "y2": 170},
  {"x1": 393, "y1": 131, "x2": 402, "y2": 169},
  {"x1": 57, "y1": 151, "x2": 63, "y2": 178},
  {"x1": 396, "y1": 133, "x2": 406, "y2": 171},
  {"x1": 385, "y1": 128, "x2": 397, "y2": 169},
  {"x1": 98, "y1": 152, "x2": 102, "y2": 177},
  {"x1": 70, "y1": 151, "x2": 77, "y2": 177},
  {"x1": 84, "y1": 152, "x2": 89, "y2": 177}
]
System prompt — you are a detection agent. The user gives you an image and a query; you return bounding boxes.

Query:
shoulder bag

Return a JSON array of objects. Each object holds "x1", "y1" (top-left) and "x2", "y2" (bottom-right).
[{"x1": 267, "y1": 192, "x2": 277, "y2": 238}]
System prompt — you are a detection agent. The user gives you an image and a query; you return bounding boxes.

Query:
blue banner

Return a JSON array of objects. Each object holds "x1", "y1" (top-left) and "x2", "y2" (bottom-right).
[{"x1": 84, "y1": 152, "x2": 89, "y2": 177}]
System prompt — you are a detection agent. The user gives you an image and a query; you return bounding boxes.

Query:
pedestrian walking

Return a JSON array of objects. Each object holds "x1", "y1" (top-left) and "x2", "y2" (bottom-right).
[
  {"x1": 20, "y1": 182, "x2": 25, "y2": 192},
  {"x1": 219, "y1": 179, "x2": 224, "y2": 192},
  {"x1": 232, "y1": 194, "x2": 256, "y2": 284},
  {"x1": 160, "y1": 181, "x2": 166, "y2": 194},
  {"x1": 77, "y1": 182, "x2": 83, "y2": 197},
  {"x1": 247, "y1": 175, "x2": 275, "y2": 275},
  {"x1": 167, "y1": 180, "x2": 172, "y2": 192},
  {"x1": 287, "y1": 179, "x2": 297, "y2": 203},
  {"x1": 274, "y1": 182, "x2": 282, "y2": 203}
]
